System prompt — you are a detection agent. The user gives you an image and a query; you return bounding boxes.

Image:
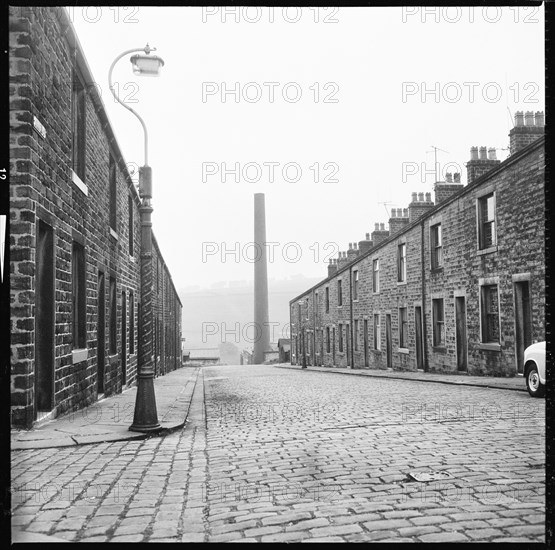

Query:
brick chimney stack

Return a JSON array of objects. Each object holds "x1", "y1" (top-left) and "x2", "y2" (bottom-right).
[
  {"x1": 466, "y1": 145, "x2": 501, "y2": 185},
  {"x1": 327, "y1": 258, "x2": 337, "y2": 278},
  {"x1": 337, "y1": 250, "x2": 349, "y2": 269},
  {"x1": 358, "y1": 232, "x2": 373, "y2": 255},
  {"x1": 371, "y1": 222, "x2": 389, "y2": 246},
  {"x1": 435, "y1": 171, "x2": 464, "y2": 205},
  {"x1": 509, "y1": 110, "x2": 545, "y2": 155},
  {"x1": 389, "y1": 207, "x2": 409, "y2": 236},
  {"x1": 347, "y1": 242, "x2": 359, "y2": 262},
  {"x1": 408, "y1": 191, "x2": 434, "y2": 222}
]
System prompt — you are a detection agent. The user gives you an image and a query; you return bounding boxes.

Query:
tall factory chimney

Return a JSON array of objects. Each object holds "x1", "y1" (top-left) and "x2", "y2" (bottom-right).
[{"x1": 253, "y1": 193, "x2": 270, "y2": 364}]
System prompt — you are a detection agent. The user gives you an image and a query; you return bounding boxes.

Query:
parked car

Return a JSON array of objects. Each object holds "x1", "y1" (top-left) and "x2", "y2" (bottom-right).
[{"x1": 521, "y1": 341, "x2": 546, "y2": 397}]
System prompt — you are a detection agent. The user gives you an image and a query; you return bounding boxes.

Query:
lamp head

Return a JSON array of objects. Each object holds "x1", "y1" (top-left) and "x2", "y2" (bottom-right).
[{"x1": 130, "y1": 52, "x2": 165, "y2": 77}]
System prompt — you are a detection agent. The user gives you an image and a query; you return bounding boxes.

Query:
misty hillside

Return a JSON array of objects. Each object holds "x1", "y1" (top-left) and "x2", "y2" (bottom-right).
[{"x1": 179, "y1": 276, "x2": 322, "y2": 356}]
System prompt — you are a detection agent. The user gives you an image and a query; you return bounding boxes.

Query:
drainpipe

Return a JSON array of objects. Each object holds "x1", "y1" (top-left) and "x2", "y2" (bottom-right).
[
  {"x1": 349, "y1": 265, "x2": 354, "y2": 368},
  {"x1": 421, "y1": 221, "x2": 429, "y2": 371}
]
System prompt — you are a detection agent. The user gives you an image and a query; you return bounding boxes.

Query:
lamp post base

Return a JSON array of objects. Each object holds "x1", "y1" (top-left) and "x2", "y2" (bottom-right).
[{"x1": 129, "y1": 369, "x2": 161, "y2": 433}]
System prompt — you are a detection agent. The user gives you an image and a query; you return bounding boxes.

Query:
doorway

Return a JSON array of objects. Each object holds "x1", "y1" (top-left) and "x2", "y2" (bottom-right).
[
  {"x1": 121, "y1": 291, "x2": 127, "y2": 386},
  {"x1": 385, "y1": 314, "x2": 392, "y2": 369},
  {"x1": 364, "y1": 319, "x2": 369, "y2": 368},
  {"x1": 415, "y1": 306, "x2": 424, "y2": 370},
  {"x1": 35, "y1": 220, "x2": 54, "y2": 418},
  {"x1": 514, "y1": 281, "x2": 532, "y2": 374},
  {"x1": 455, "y1": 297, "x2": 468, "y2": 372},
  {"x1": 97, "y1": 272, "x2": 105, "y2": 394}
]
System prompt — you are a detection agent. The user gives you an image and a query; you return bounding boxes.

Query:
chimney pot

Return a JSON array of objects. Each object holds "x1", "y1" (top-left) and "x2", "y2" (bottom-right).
[
  {"x1": 470, "y1": 146, "x2": 479, "y2": 160},
  {"x1": 379, "y1": 223, "x2": 385, "y2": 231},
  {"x1": 488, "y1": 147, "x2": 497, "y2": 160},
  {"x1": 453, "y1": 172, "x2": 461, "y2": 183},
  {"x1": 525, "y1": 111, "x2": 535, "y2": 126},
  {"x1": 535, "y1": 111, "x2": 545, "y2": 127},
  {"x1": 374, "y1": 223, "x2": 379, "y2": 231},
  {"x1": 391, "y1": 209, "x2": 396, "y2": 218},
  {"x1": 348, "y1": 243, "x2": 352, "y2": 249},
  {"x1": 411, "y1": 192, "x2": 417, "y2": 202},
  {"x1": 425, "y1": 192, "x2": 431, "y2": 202},
  {"x1": 445, "y1": 172, "x2": 453, "y2": 183},
  {"x1": 365, "y1": 232, "x2": 370, "y2": 240},
  {"x1": 418, "y1": 192, "x2": 424, "y2": 202},
  {"x1": 353, "y1": 243, "x2": 358, "y2": 250},
  {"x1": 479, "y1": 146, "x2": 488, "y2": 160},
  {"x1": 514, "y1": 111, "x2": 525, "y2": 126},
  {"x1": 403, "y1": 208, "x2": 408, "y2": 217}
]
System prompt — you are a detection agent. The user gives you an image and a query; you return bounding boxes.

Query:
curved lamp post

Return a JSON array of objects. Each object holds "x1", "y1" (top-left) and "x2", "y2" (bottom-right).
[{"x1": 109, "y1": 44, "x2": 164, "y2": 433}]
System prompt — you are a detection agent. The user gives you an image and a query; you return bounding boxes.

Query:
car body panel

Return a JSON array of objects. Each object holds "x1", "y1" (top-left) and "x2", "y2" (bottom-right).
[{"x1": 522, "y1": 341, "x2": 546, "y2": 385}]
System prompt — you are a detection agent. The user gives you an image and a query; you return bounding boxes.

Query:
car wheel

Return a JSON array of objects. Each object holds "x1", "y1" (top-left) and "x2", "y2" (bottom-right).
[{"x1": 526, "y1": 364, "x2": 545, "y2": 397}]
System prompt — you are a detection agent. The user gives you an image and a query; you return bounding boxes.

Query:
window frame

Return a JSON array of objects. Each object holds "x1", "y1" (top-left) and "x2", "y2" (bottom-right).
[
  {"x1": 71, "y1": 69, "x2": 86, "y2": 182},
  {"x1": 397, "y1": 243, "x2": 407, "y2": 283},
  {"x1": 109, "y1": 154, "x2": 117, "y2": 231},
  {"x1": 373, "y1": 313, "x2": 381, "y2": 350},
  {"x1": 372, "y1": 259, "x2": 380, "y2": 293},
  {"x1": 432, "y1": 298, "x2": 445, "y2": 348},
  {"x1": 477, "y1": 192, "x2": 497, "y2": 251},
  {"x1": 430, "y1": 223, "x2": 443, "y2": 269},
  {"x1": 337, "y1": 279, "x2": 343, "y2": 307},
  {"x1": 480, "y1": 283, "x2": 501, "y2": 344},
  {"x1": 338, "y1": 323, "x2": 344, "y2": 352},
  {"x1": 353, "y1": 270, "x2": 359, "y2": 301},
  {"x1": 399, "y1": 307, "x2": 408, "y2": 349}
]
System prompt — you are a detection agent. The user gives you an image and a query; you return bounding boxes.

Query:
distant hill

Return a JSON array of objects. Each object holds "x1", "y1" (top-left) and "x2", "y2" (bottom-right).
[{"x1": 179, "y1": 276, "x2": 322, "y2": 362}]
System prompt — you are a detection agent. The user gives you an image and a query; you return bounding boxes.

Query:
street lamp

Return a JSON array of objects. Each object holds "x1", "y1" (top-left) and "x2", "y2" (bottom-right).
[{"x1": 109, "y1": 44, "x2": 164, "y2": 433}]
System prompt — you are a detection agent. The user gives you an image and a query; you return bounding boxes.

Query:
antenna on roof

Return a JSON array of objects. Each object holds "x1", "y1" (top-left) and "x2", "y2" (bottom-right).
[{"x1": 426, "y1": 145, "x2": 449, "y2": 182}]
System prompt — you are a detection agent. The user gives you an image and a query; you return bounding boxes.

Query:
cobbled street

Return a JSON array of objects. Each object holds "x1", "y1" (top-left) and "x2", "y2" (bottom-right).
[{"x1": 11, "y1": 365, "x2": 545, "y2": 542}]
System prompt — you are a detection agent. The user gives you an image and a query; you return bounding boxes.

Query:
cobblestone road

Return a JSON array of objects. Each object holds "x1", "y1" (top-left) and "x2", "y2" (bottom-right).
[{"x1": 11, "y1": 365, "x2": 545, "y2": 542}]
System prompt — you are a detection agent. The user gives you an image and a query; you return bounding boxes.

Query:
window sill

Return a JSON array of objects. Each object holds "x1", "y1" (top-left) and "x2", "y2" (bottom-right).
[
  {"x1": 372, "y1": 349, "x2": 382, "y2": 354},
  {"x1": 477, "y1": 245, "x2": 498, "y2": 256},
  {"x1": 477, "y1": 343, "x2": 501, "y2": 352},
  {"x1": 129, "y1": 255, "x2": 135, "y2": 262},
  {"x1": 110, "y1": 228, "x2": 118, "y2": 240},
  {"x1": 430, "y1": 266, "x2": 444, "y2": 274},
  {"x1": 397, "y1": 281, "x2": 407, "y2": 286},
  {"x1": 373, "y1": 292, "x2": 380, "y2": 296},
  {"x1": 72, "y1": 348, "x2": 88, "y2": 364},
  {"x1": 397, "y1": 347, "x2": 409, "y2": 355},
  {"x1": 432, "y1": 346, "x2": 447, "y2": 354},
  {"x1": 71, "y1": 170, "x2": 88, "y2": 196}
]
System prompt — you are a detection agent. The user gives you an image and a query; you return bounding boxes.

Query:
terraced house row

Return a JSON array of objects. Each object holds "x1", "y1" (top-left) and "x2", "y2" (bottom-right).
[
  {"x1": 9, "y1": 6, "x2": 182, "y2": 428},
  {"x1": 290, "y1": 111, "x2": 545, "y2": 377}
]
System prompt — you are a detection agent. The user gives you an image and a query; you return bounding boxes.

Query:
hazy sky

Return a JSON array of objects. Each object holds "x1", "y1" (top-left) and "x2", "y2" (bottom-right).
[{"x1": 69, "y1": 5, "x2": 545, "y2": 291}]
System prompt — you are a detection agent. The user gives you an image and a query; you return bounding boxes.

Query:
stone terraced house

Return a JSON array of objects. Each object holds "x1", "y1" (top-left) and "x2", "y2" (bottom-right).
[
  {"x1": 290, "y1": 111, "x2": 545, "y2": 377},
  {"x1": 9, "y1": 6, "x2": 182, "y2": 428}
]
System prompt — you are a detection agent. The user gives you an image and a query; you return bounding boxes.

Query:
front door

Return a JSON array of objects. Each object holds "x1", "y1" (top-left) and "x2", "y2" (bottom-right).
[
  {"x1": 97, "y1": 272, "x2": 105, "y2": 394},
  {"x1": 35, "y1": 220, "x2": 54, "y2": 418},
  {"x1": 455, "y1": 297, "x2": 468, "y2": 371},
  {"x1": 415, "y1": 306, "x2": 424, "y2": 370},
  {"x1": 514, "y1": 281, "x2": 532, "y2": 374},
  {"x1": 385, "y1": 314, "x2": 392, "y2": 369},
  {"x1": 364, "y1": 320, "x2": 369, "y2": 368},
  {"x1": 121, "y1": 291, "x2": 127, "y2": 386}
]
